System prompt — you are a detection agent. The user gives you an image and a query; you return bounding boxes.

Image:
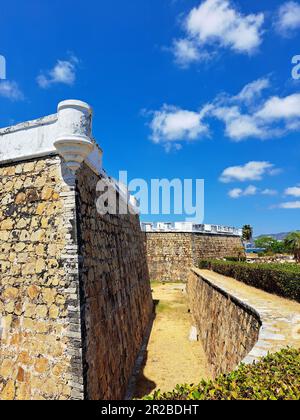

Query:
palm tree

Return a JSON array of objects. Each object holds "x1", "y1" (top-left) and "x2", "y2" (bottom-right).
[
  {"x1": 284, "y1": 232, "x2": 300, "y2": 263},
  {"x1": 242, "y1": 225, "x2": 253, "y2": 243}
]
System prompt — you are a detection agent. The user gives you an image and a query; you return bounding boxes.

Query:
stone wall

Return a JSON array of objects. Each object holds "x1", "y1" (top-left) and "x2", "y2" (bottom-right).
[
  {"x1": 145, "y1": 232, "x2": 243, "y2": 282},
  {"x1": 0, "y1": 156, "x2": 153, "y2": 400},
  {"x1": 145, "y1": 233, "x2": 193, "y2": 283},
  {"x1": 187, "y1": 268, "x2": 261, "y2": 377},
  {"x1": 192, "y1": 234, "x2": 243, "y2": 261},
  {"x1": 0, "y1": 156, "x2": 83, "y2": 400},
  {"x1": 76, "y1": 164, "x2": 153, "y2": 400}
]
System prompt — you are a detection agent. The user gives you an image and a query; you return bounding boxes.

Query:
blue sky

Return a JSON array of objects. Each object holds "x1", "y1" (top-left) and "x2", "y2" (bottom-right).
[{"x1": 1, "y1": 0, "x2": 300, "y2": 235}]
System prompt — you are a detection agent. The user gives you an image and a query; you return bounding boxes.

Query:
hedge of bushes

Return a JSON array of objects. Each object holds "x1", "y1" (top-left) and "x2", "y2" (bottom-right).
[
  {"x1": 198, "y1": 260, "x2": 300, "y2": 302},
  {"x1": 145, "y1": 348, "x2": 300, "y2": 400}
]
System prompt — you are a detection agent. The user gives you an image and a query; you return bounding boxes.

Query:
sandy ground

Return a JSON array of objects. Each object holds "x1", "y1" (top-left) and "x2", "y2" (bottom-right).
[{"x1": 133, "y1": 283, "x2": 211, "y2": 399}]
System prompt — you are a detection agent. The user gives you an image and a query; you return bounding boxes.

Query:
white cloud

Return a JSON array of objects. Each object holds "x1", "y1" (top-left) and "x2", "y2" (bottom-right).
[
  {"x1": 228, "y1": 185, "x2": 258, "y2": 198},
  {"x1": 255, "y1": 94, "x2": 300, "y2": 120},
  {"x1": 37, "y1": 56, "x2": 78, "y2": 88},
  {"x1": 220, "y1": 161, "x2": 276, "y2": 183},
  {"x1": 261, "y1": 188, "x2": 278, "y2": 196},
  {"x1": 214, "y1": 86, "x2": 300, "y2": 140},
  {"x1": 213, "y1": 106, "x2": 266, "y2": 141},
  {"x1": 173, "y1": 39, "x2": 203, "y2": 67},
  {"x1": 228, "y1": 185, "x2": 277, "y2": 199},
  {"x1": 164, "y1": 142, "x2": 183, "y2": 153},
  {"x1": 172, "y1": 0, "x2": 264, "y2": 66},
  {"x1": 278, "y1": 201, "x2": 300, "y2": 209},
  {"x1": 146, "y1": 77, "x2": 300, "y2": 148},
  {"x1": 228, "y1": 188, "x2": 243, "y2": 198},
  {"x1": 187, "y1": 0, "x2": 264, "y2": 52},
  {"x1": 0, "y1": 80, "x2": 24, "y2": 101},
  {"x1": 275, "y1": 1, "x2": 300, "y2": 36},
  {"x1": 285, "y1": 185, "x2": 300, "y2": 197},
  {"x1": 149, "y1": 104, "x2": 210, "y2": 144},
  {"x1": 233, "y1": 78, "x2": 270, "y2": 104},
  {"x1": 243, "y1": 185, "x2": 259, "y2": 196},
  {"x1": 210, "y1": 77, "x2": 275, "y2": 140}
]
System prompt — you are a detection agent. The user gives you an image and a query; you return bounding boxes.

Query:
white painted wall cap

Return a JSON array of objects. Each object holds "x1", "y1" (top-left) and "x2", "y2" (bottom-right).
[
  {"x1": 0, "y1": 99, "x2": 103, "y2": 176},
  {"x1": 58, "y1": 99, "x2": 93, "y2": 114}
]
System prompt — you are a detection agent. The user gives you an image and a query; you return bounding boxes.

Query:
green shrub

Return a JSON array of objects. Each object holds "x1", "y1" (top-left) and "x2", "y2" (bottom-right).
[
  {"x1": 198, "y1": 260, "x2": 300, "y2": 302},
  {"x1": 145, "y1": 348, "x2": 300, "y2": 400},
  {"x1": 198, "y1": 260, "x2": 210, "y2": 269}
]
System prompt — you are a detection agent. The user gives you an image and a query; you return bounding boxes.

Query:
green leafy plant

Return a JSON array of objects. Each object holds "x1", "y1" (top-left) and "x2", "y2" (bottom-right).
[
  {"x1": 254, "y1": 236, "x2": 288, "y2": 255},
  {"x1": 144, "y1": 348, "x2": 300, "y2": 400},
  {"x1": 284, "y1": 232, "x2": 300, "y2": 263},
  {"x1": 198, "y1": 259, "x2": 300, "y2": 302},
  {"x1": 242, "y1": 225, "x2": 253, "y2": 243},
  {"x1": 198, "y1": 260, "x2": 211, "y2": 269}
]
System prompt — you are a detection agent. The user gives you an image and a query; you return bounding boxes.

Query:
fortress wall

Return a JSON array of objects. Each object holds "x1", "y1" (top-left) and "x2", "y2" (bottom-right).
[
  {"x1": 191, "y1": 234, "x2": 244, "y2": 263},
  {"x1": 0, "y1": 156, "x2": 84, "y2": 400},
  {"x1": 145, "y1": 232, "x2": 243, "y2": 283},
  {"x1": 0, "y1": 157, "x2": 153, "y2": 400},
  {"x1": 76, "y1": 164, "x2": 153, "y2": 400},
  {"x1": 145, "y1": 233, "x2": 193, "y2": 283},
  {"x1": 0, "y1": 100, "x2": 153, "y2": 400},
  {"x1": 187, "y1": 268, "x2": 261, "y2": 377}
]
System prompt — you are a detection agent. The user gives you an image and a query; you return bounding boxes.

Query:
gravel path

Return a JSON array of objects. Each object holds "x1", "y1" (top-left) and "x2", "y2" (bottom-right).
[{"x1": 133, "y1": 283, "x2": 211, "y2": 398}]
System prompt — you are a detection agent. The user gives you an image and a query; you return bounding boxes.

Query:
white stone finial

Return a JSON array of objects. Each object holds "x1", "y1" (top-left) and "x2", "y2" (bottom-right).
[{"x1": 54, "y1": 100, "x2": 94, "y2": 173}]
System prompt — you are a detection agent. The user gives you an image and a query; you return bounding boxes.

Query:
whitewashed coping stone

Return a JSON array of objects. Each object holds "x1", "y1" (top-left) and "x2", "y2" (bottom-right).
[{"x1": 0, "y1": 99, "x2": 103, "y2": 175}]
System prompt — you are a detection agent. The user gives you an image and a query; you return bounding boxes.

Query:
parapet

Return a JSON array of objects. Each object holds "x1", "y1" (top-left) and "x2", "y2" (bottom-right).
[{"x1": 0, "y1": 99, "x2": 103, "y2": 174}]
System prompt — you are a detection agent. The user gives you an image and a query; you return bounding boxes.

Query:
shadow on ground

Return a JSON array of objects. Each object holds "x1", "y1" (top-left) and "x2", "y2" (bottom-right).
[
  {"x1": 132, "y1": 300, "x2": 159, "y2": 399},
  {"x1": 132, "y1": 284, "x2": 211, "y2": 399}
]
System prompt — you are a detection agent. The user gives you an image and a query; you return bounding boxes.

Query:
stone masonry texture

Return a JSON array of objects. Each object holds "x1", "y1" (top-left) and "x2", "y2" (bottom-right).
[
  {"x1": 0, "y1": 156, "x2": 83, "y2": 400},
  {"x1": 145, "y1": 232, "x2": 243, "y2": 282},
  {"x1": 0, "y1": 156, "x2": 153, "y2": 400},
  {"x1": 76, "y1": 164, "x2": 153, "y2": 400},
  {"x1": 187, "y1": 269, "x2": 261, "y2": 378}
]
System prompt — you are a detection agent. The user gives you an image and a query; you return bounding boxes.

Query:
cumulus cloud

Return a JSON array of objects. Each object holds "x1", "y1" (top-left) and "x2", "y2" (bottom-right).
[
  {"x1": 37, "y1": 56, "x2": 79, "y2": 88},
  {"x1": 173, "y1": 39, "x2": 203, "y2": 67},
  {"x1": 228, "y1": 185, "x2": 278, "y2": 199},
  {"x1": 220, "y1": 161, "x2": 277, "y2": 183},
  {"x1": 228, "y1": 188, "x2": 243, "y2": 199},
  {"x1": 277, "y1": 201, "x2": 300, "y2": 209},
  {"x1": 232, "y1": 78, "x2": 270, "y2": 105},
  {"x1": 255, "y1": 94, "x2": 300, "y2": 120},
  {"x1": 285, "y1": 185, "x2": 300, "y2": 197},
  {"x1": 243, "y1": 185, "x2": 257, "y2": 196},
  {"x1": 0, "y1": 80, "x2": 24, "y2": 101},
  {"x1": 149, "y1": 104, "x2": 210, "y2": 145},
  {"x1": 213, "y1": 106, "x2": 266, "y2": 141},
  {"x1": 146, "y1": 76, "x2": 300, "y2": 148},
  {"x1": 275, "y1": 1, "x2": 300, "y2": 37},
  {"x1": 172, "y1": 0, "x2": 264, "y2": 66},
  {"x1": 208, "y1": 77, "x2": 275, "y2": 140},
  {"x1": 213, "y1": 83, "x2": 300, "y2": 141},
  {"x1": 228, "y1": 185, "x2": 257, "y2": 198},
  {"x1": 146, "y1": 77, "x2": 272, "y2": 146},
  {"x1": 261, "y1": 188, "x2": 278, "y2": 196}
]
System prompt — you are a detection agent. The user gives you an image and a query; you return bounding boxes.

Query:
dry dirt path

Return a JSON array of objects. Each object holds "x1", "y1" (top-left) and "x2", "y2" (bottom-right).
[{"x1": 133, "y1": 283, "x2": 211, "y2": 399}]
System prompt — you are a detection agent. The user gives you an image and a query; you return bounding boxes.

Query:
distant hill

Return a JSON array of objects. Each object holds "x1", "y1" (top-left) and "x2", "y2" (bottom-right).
[{"x1": 255, "y1": 232, "x2": 299, "y2": 241}]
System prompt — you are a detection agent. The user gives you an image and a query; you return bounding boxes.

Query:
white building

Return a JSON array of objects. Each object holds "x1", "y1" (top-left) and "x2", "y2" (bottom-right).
[{"x1": 141, "y1": 222, "x2": 242, "y2": 237}]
